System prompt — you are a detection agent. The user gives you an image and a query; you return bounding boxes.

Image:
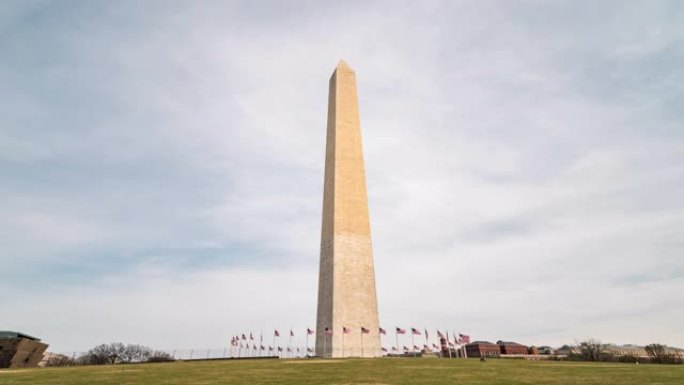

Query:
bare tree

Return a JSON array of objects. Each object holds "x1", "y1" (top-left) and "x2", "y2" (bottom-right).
[
  {"x1": 645, "y1": 343, "x2": 680, "y2": 364},
  {"x1": 78, "y1": 343, "x2": 174, "y2": 365},
  {"x1": 119, "y1": 344, "x2": 152, "y2": 363},
  {"x1": 577, "y1": 339, "x2": 607, "y2": 361}
]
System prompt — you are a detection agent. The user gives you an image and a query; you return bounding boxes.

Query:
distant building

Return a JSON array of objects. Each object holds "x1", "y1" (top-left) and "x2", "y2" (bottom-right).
[
  {"x1": 605, "y1": 344, "x2": 648, "y2": 357},
  {"x1": 555, "y1": 344, "x2": 578, "y2": 356},
  {"x1": 465, "y1": 341, "x2": 500, "y2": 357},
  {"x1": 497, "y1": 341, "x2": 529, "y2": 355},
  {"x1": 528, "y1": 346, "x2": 539, "y2": 355},
  {"x1": 0, "y1": 331, "x2": 49, "y2": 368},
  {"x1": 536, "y1": 346, "x2": 555, "y2": 355}
]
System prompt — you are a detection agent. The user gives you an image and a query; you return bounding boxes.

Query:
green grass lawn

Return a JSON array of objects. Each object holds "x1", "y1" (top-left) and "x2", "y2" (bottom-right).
[{"x1": 1, "y1": 358, "x2": 683, "y2": 385}]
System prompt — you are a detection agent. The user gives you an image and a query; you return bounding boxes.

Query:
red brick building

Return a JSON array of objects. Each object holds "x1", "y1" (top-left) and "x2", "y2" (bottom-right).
[
  {"x1": 465, "y1": 341, "x2": 500, "y2": 357},
  {"x1": 497, "y1": 341, "x2": 529, "y2": 355}
]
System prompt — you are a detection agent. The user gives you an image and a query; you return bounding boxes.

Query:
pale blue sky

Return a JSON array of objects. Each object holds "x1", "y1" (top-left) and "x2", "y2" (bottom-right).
[{"x1": 1, "y1": 0, "x2": 683, "y2": 352}]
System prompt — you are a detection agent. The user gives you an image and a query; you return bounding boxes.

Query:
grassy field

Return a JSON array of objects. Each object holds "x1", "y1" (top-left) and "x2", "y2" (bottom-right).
[{"x1": 1, "y1": 358, "x2": 683, "y2": 385}]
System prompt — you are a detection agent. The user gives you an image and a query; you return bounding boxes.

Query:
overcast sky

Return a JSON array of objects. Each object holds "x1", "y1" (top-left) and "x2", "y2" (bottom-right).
[{"x1": 1, "y1": 0, "x2": 683, "y2": 353}]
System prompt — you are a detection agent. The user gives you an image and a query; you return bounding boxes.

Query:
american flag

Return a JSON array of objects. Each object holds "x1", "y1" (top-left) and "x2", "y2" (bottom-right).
[
  {"x1": 459, "y1": 333, "x2": 471, "y2": 343},
  {"x1": 411, "y1": 328, "x2": 421, "y2": 336},
  {"x1": 249, "y1": 332, "x2": 254, "y2": 340},
  {"x1": 287, "y1": 347, "x2": 291, "y2": 352},
  {"x1": 437, "y1": 330, "x2": 444, "y2": 338},
  {"x1": 241, "y1": 334, "x2": 246, "y2": 340},
  {"x1": 413, "y1": 345, "x2": 420, "y2": 350},
  {"x1": 325, "y1": 327, "x2": 333, "y2": 335},
  {"x1": 424, "y1": 329, "x2": 429, "y2": 339},
  {"x1": 361, "y1": 327, "x2": 370, "y2": 334},
  {"x1": 381, "y1": 347, "x2": 387, "y2": 352},
  {"x1": 307, "y1": 328, "x2": 315, "y2": 335},
  {"x1": 379, "y1": 327, "x2": 386, "y2": 335},
  {"x1": 396, "y1": 327, "x2": 406, "y2": 334},
  {"x1": 260, "y1": 345, "x2": 265, "y2": 350},
  {"x1": 391, "y1": 347, "x2": 397, "y2": 351},
  {"x1": 269, "y1": 346, "x2": 273, "y2": 351},
  {"x1": 343, "y1": 326, "x2": 350, "y2": 334},
  {"x1": 290, "y1": 329, "x2": 295, "y2": 337},
  {"x1": 423, "y1": 344, "x2": 428, "y2": 349},
  {"x1": 308, "y1": 348, "x2": 314, "y2": 353},
  {"x1": 403, "y1": 346, "x2": 409, "y2": 351},
  {"x1": 252, "y1": 345, "x2": 257, "y2": 350},
  {"x1": 278, "y1": 347, "x2": 282, "y2": 352},
  {"x1": 274, "y1": 330, "x2": 280, "y2": 337},
  {"x1": 432, "y1": 343, "x2": 438, "y2": 349}
]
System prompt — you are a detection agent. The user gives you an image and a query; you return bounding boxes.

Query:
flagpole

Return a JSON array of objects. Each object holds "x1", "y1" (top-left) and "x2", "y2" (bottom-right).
[
  {"x1": 395, "y1": 329, "x2": 399, "y2": 356},
  {"x1": 361, "y1": 328, "x2": 364, "y2": 357},
  {"x1": 306, "y1": 330, "x2": 309, "y2": 357},
  {"x1": 342, "y1": 327, "x2": 345, "y2": 358},
  {"x1": 445, "y1": 328, "x2": 452, "y2": 358},
  {"x1": 379, "y1": 329, "x2": 383, "y2": 356},
  {"x1": 323, "y1": 331, "x2": 327, "y2": 358},
  {"x1": 289, "y1": 328, "x2": 292, "y2": 359}
]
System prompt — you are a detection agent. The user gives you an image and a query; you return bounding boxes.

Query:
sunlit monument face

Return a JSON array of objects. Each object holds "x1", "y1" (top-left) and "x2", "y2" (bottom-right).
[{"x1": 315, "y1": 61, "x2": 381, "y2": 358}]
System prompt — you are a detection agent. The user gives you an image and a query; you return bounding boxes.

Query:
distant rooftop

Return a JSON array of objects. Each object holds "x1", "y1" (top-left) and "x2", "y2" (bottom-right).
[{"x1": 0, "y1": 331, "x2": 41, "y2": 341}]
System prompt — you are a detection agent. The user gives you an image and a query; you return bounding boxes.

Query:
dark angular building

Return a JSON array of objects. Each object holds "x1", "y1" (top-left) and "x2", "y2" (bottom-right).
[
  {"x1": 465, "y1": 341, "x2": 500, "y2": 357},
  {"x1": 0, "y1": 331, "x2": 49, "y2": 368},
  {"x1": 497, "y1": 340, "x2": 529, "y2": 355}
]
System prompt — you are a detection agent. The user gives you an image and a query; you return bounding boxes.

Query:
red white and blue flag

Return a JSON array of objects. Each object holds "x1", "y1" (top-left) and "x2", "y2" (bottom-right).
[
  {"x1": 411, "y1": 328, "x2": 421, "y2": 336},
  {"x1": 379, "y1": 327, "x2": 387, "y2": 335},
  {"x1": 396, "y1": 327, "x2": 406, "y2": 334},
  {"x1": 361, "y1": 327, "x2": 370, "y2": 334},
  {"x1": 325, "y1": 327, "x2": 333, "y2": 335},
  {"x1": 274, "y1": 330, "x2": 280, "y2": 337},
  {"x1": 307, "y1": 328, "x2": 315, "y2": 335},
  {"x1": 343, "y1": 326, "x2": 350, "y2": 334}
]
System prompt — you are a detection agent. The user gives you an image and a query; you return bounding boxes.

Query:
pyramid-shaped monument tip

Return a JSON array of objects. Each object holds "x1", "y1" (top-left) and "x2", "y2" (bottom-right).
[{"x1": 336, "y1": 60, "x2": 354, "y2": 72}]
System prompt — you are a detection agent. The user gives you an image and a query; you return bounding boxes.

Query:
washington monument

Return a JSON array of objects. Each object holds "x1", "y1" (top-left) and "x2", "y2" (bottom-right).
[{"x1": 315, "y1": 61, "x2": 381, "y2": 358}]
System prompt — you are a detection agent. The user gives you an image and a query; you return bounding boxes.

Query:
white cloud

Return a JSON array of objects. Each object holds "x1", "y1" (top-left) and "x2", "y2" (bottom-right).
[{"x1": 0, "y1": 0, "x2": 682, "y2": 351}]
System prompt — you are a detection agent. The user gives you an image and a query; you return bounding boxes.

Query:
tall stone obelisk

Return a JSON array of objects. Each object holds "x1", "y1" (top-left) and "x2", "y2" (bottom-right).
[{"x1": 315, "y1": 61, "x2": 381, "y2": 358}]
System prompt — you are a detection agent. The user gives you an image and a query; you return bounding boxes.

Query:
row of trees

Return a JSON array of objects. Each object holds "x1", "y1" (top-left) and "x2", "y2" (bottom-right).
[
  {"x1": 45, "y1": 343, "x2": 174, "y2": 367},
  {"x1": 572, "y1": 339, "x2": 683, "y2": 364}
]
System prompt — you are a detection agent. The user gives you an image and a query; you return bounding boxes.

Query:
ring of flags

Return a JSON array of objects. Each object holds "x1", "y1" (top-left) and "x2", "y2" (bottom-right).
[{"x1": 229, "y1": 328, "x2": 470, "y2": 357}]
